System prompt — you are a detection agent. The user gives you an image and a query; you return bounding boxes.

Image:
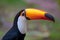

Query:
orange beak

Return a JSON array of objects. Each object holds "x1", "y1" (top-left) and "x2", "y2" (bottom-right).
[{"x1": 25, "y1": 8, "x2": 55, "y2": 22}]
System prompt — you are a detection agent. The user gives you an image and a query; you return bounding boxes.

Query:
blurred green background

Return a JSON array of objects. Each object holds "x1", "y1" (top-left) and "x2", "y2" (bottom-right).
[{"x1": 0, "y1": 0, "x2": 60, "y2": 40}]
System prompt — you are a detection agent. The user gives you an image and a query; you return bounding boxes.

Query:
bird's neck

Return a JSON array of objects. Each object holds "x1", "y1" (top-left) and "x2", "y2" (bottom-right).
[{"x1": 17, "y1": 16, "x2": 28, "y2": 34}]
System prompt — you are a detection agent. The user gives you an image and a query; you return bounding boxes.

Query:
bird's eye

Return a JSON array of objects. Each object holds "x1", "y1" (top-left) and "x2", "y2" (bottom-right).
[
  {"x1": 22, "y1": 13, "x2": 24, "y2": 16},
  {"x1": 22, "y1": 11, "x2": 25, "y2": 16}
]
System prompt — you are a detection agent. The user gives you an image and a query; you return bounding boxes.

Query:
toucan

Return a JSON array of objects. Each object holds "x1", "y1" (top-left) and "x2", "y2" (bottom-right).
[{"x1": 2, "y1": 8, "x2": 55, "y2": 40}]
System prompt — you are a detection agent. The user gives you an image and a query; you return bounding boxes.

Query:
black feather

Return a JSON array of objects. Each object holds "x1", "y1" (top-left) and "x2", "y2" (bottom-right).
[{"x1": 2, "y1": 9, "x2": 26, "y2": 40}]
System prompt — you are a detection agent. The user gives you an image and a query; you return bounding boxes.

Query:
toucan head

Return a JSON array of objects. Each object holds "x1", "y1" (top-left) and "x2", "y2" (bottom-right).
[{"x1": 19, "y1": 8, "x2": 55, "y2": 22}]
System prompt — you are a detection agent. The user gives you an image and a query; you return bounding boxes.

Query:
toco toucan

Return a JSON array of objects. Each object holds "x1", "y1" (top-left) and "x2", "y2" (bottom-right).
[{"x1": 2, "y1": 8, "x2": 55, "y2": 40}]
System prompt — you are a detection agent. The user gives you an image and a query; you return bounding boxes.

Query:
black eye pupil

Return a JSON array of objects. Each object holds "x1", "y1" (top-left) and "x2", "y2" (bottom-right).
[{"x1": 22, "y1": 13, "x2": 24, "y2": 16}]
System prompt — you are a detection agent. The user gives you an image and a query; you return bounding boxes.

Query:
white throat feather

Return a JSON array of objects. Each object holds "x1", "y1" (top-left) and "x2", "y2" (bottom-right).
[{"x1": 17, "y1": 16, "x2": 27, "y2": 34}]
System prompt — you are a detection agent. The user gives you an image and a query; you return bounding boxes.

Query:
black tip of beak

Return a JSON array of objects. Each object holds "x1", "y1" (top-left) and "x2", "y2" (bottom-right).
[{"x1": 45, "y1": 13, "x2": 55, "y2": 22}]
